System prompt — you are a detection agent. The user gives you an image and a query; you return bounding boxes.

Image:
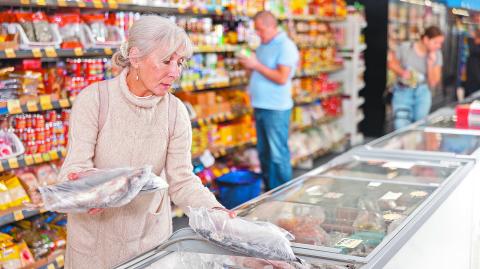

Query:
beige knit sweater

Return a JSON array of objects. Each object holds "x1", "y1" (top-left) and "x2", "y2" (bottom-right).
[{"x1": 58, "y1": 68, "x2": 222, "y2": 269}]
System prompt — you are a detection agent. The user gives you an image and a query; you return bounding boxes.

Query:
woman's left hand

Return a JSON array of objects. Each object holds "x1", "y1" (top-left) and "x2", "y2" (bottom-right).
[{"x1": 212, "y1": 207, "x2": 237, "y2": 218}]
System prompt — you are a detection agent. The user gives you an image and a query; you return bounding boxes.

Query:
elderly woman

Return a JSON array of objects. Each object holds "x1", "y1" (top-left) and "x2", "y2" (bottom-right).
[{"x1": 58, "y1": 15, "x2": 233, "y2": 268}]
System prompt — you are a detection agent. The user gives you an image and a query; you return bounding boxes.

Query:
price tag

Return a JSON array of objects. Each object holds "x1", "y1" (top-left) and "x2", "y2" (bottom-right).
[
  {"x1": 60, "y1": 148, "x2": 67, "y2": 156},
  {"x1": 104, "y1": 48, "x2": 113, "y2": 55},
  {"x1": 8, "y1": 158, "x2": 19, "y2": 169},
  {"x1": 199, "y1": 150, "x2": 215, "y2": 168},
  {"x1": 215, "y1": 7, "x2": 222, "y2": 15},
  {"x1": 50, "y1": 150, "x2": 59, "y2": 160},
  {"x1": 47, "y1": 263, "x2": 55, "y2": 269},
  {"x1": 59, "y1": 98, "x2": 70, "y2": 108},
  {"x1": 198, "y1": 118, "x2": 206, "y2": 127},
  {"x1": 13, "y1": 211, "x2": 24, "y2": 221},
  {"x1": 31, "y1": 48, "x2": 42, "y2": 58},
  {"x1": 77, "y1": 0, "x2": 86, "y2": 7},
  {"x1": 92, "y1": 0, "x2": 103, "y2": 8},
  {"x1": 36, "y1": 0, "x2": 46, "y2": 5},
  {"x1": 42, "y1": 153, "x2": 51, "y2": 162},
  {"x1": 196, "y1": 81, "x2": 205, "y2": 90},
  {"x1": 192, "y1": 6, "x2": 199, "y2": 14},
  {"x1": 335, "y1": 238, "x2": 363, "y2": 249},
  {"x1": 178, "y1": 7, "x2": 186, "y2": 13},
  {"x1": 24, "y1": 155, "x2": 34, "y2": 166},
  {"x1": 5, "y1": 49, "x2": 16, "y2": 58},
  {"x1": 20, "y1": 0, "x2": 30, "y2": 4},
  {"x1": 56, "y1": 255, "x2": 64, "y2": 267},
  {"x1": 26, "y1": 100, "x2": 39, "y2": 112},
  {"x1": 107, "y1": 0, "x2": 118, "y2": 8},
  {"x1": 200, "y1": 8, "x2": 208, "y2": 14},
  {"x1": 33, "y1": 154, "x2": 43, "y2": 164},
  {"x1": 39, "y1": 95, "x2": 53, "y2": 110},
  {"x1": 57, "y1": 0, "x2": 67, "y2": 6},
  {"x1": 7, "y1": 100, "x2": 22, "y2": 115},
  {"x1": 44, "y1": 47, "x2": 57, "y2": 58},
  {"x1": 368, "y1": 182, "x2": 382, "y2": 188},
  {"x1": 380, "y1": 191, "x2": 403, "y2": 201},
  {"x1": 74, "y1": 47, "x2": 83, "y2": 56}
]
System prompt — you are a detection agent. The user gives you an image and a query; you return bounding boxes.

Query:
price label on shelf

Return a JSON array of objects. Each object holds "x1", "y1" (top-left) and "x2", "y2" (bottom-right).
[
  {"x1": 92, "y1": 0, "x2": 103, "y2": 8},
  {"x1": 59, "y1": 98, "x2": 70, "y2": 108},
  {"x1": 20, "y1": 0, "x2": 30, "y2": 5},
  {"x1": 26, "y1": 100, "x2": 39, "y2": 112},
  {"x1": 178, "y1": 7, "x2": 186, "y2": 14},
  {"x1": 60, "y1": 148, "x2": 67, "y2": 156},
  {"x1": 192, "y1": 6, "x2": 199, "y2": 14},
  {"x1": 74, "y1": 47, "x2": 83, "y2": 56},
  {"x1": 56, "y1": 255, "x2": 65, "y2": 267},
  {"x1": 215, "y1": 7, "x2": 222, "y2": 15},
  {"x1": 36, "y1": 0, "x2": 46, "y2": 5},
  {"x1": 33, "y1": 154, "x2": 43, "y2": 164},
  {"x1": 13, "y1": 211, "x2": 24, "y2": 221},
  {"x1": 4, "y1": 49, "x2": 16, "y2": 58},
  {"x1": 24, "y1": 155, "x2": 34, "y2": 166},
  {"x1": 200, "y1": 8, "x2": 208, "y2": 14},
  {"x1": 44, "y1": 47, "x2": 57, "y2": 58},
  {"x1": 7, "y1": 100, "x2": 22, "y2": 115},
  {"x1": 47, "y1": 263, "x2": 55, "y2": 269},
  {"x1": 32, "y1": 48, "x2": 42, "y2": 58},
  {"x1": 42, "y1": 153, "x2": 51, "y2": 162},
  {"x1": 57, "y1": 0, "x2": 67, "y2": 6},
  {"x1": 104, "y1": 48, "x2": 113, "y2": 55},
  {"x1": 77, "y1": 0, "x2": 86, "y2": 7},
  {"x1": 50, "y1": 150, "x2": 59, "y2": 160},
  {"x1": 8, "y1": 158, "x2": 19, "y2": 169},
  {"x1": 107, "y1": 0, "x2": 118, "y2": 9},
  {"x1": 39, "y1": 95, "x2": 53, "y2": 110}
]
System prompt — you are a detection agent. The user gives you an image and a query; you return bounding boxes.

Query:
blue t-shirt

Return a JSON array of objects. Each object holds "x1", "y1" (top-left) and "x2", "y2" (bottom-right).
[{"x1": 248, "y1": 32, "x2": 299, "y2": 110}]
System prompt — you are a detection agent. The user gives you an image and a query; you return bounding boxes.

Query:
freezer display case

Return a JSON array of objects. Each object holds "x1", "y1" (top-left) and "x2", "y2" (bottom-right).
[{"x1": 364, "y1": 126, "x2": 480, "y2": 158}]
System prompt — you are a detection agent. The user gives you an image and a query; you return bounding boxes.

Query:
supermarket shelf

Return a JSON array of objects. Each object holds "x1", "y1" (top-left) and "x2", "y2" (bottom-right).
[
  {"x1": 0, "y1": 206, "x2": 47, "y2": 227},
  {"x1": 297, "y1": 43, "x2": 337, "y2": 49},
  {"x1": 23, "y1": 250, "x2": 65, "y2": 269},
  {"x1": 291, "y1": 136, "x2": 348, "y2": 166},
  {"x1": 290, "y1": 114, "x2": 342, "y2": 133},
  {"x1": 0, "y1": 45, "x2": 241, "y2": 60},
  {"x1": 175, "y1": 77, "x2": 248, "y2": 92},
  {"x1": 0, "y1": 0, "x2": 226, "y2": 16},
  {"x1": 0, "y1": 96, "x2": 73, "y2": 116},
  {"x1": 193, "y1": 140, "x2": 256, "y2": 160},
  {"x1": 339, "y1": 43, "x2": 367, "y2": 53},
  {"x1": 0, "y1": 148, "x2": 66, "y2": 173},
  {"x1": 295, "y1": 65, "x2": 344, "y2": 78},
  {"x1": 191, "y1": 108, "x2": 252, "y2": 128},
  {"x1": 294, "y1": 89, "x2": 343, "y2": 106},
  {"x1": 279, "y1": 15, "x2": 346, "y2": 22}
]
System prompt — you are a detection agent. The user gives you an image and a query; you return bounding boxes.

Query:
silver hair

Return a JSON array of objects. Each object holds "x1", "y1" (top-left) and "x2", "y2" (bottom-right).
[{"x1": 112, "y1": 15, "x2": 193, "y2": 69}]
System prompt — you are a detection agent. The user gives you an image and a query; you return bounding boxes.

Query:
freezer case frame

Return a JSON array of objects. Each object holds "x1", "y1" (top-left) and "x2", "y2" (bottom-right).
[{"x1": 235, "y1": 151, "x2": 474, "y2": 269}]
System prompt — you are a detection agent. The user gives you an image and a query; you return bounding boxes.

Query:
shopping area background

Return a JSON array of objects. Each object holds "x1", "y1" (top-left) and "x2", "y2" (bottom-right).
[{"x1": 0, "y1": 0, "x2": 478, "y2": 268}]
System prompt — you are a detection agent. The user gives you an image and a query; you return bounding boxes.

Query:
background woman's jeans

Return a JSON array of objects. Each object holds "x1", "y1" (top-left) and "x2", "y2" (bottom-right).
[
  {"x1": 254, "y1": 108, "x2": 292, "y2": 190},
  {"x1": 392, "y1": 83, "x2": 432, "y2": 130}
]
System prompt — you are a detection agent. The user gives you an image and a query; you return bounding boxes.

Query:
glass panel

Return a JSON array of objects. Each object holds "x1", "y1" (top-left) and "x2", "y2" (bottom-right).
[
  {"x1": 322, "y1": 157, "x2": 458, "y2": 185},
  {"x1": 372, "y1": 129, "x2": 480, "y2": 155},
  {"x1": 426, "y1": 115, "x2": 457, "y2": 129},
  {"x1": 239, "y1": 176, "x2": 436, "y2": 258},
  {"x1": 148, "y1": 251, "x2": 350, "y2": 269}
]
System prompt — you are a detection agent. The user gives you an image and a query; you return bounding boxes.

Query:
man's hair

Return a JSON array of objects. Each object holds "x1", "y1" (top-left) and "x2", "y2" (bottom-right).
[{"x1": 253, "y1": 11, "x2": 278, "y2": 27}]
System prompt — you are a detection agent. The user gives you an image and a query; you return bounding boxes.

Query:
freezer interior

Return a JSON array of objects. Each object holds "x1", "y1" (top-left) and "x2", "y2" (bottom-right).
[
  {"x1": 139, "y1": 251, "x2": 351, "y2": 269},
  {"x1": 238, "y1": 176, "x2": 437, "y2": 259},
  {"x1": 369, "y1": 128, "x2": 480, "y2": 155},
  {"x1": 321, "y1": 155, "x2": 460, "y2": 186}
]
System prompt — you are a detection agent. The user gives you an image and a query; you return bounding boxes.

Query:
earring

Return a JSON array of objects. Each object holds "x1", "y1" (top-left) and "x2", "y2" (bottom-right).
[{"x1": 136, "y1": 70, "x2": 139, "y2": 81}]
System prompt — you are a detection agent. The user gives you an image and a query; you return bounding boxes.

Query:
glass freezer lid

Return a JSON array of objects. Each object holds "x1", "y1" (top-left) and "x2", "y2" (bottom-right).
[
  {"x1": 134, "y1": 251, "x2": 350, "y2": 269},
  {"x1": 369, "y1": 128, "x2": 480, "y2": 155},
  {"x1": 238, "y1": 176, "x2": 436, "y2": 259},
  {"x1": 321, "y1": 156, "x2": 460, "y2": 186}
]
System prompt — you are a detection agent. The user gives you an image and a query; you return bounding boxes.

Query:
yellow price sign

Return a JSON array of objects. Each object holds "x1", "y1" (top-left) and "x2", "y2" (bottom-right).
[
  {"x1": 20, "y1": 0, "x2": 30, "y2": 4},
  {"x1": 59, "y1": 98, "x2": 70, "y2": 108},
  {"x1": 92, "y1": 0, "x2": 103, "y2": 8},
  {"x1": 74, "y1": 47, "x2": 83, "y2": 56},
  {"x1": 192, "y1": 6, "x2": 199, "y2": 14},
  {"x1": 39, "y1": 95, "x2": 53, "y2": 110},
  {"x1": 215, "y1": 7, "x2": 222, "y2": 15},
  {"x1": 178, "y1": 7, "x2": 186, "y2": 14},
  {"x1": 60, "y1": 148, "x2": 67, "y2": 156},
  {"x1": 24, "y1": 155, "x2": 34, "y2": 166},
  {"x1": 44, "y1": 47, "x2": 57, "y2": 58},
  {"x1": 36, "y1": 0, "x2": 46, "y2": 5},
  {"x1": 107, "y1": 0, "x2": 118, "y2": 8},
  {"x1": 200, "y1": 8, "x2": 208, "y2": 14},
  {"x1": 13, "y1": 211, "x2": 24, "y2": 221},
  {"x1": 77, "y1": 0, "x2": 86, "y2": 7},
  {"x1": 33, "y1": 154, "x2": 43, "y2": 164},
  {"x1": 7, "y1": 100, "x2": 22, "y2": 115},
  {"x1": 8, "y1": 158, "x2": 19, "y2": 169},
  {"x1": 56, "y1": 255, "x2": 65, "y2": 267},
  {"x1": 42, "y1": 153, "x2": 51, "y2": 162},
  {"x1": 32, "y1": 48, "x2": 42, "y2": 58},
  {"x1": 49, "y1": 150, "x2": 59, "y2": 160},
  {"x1": 104, "y1": 48, "x2": 113, "y2": 55},
  {"x1": 57, "y1": 0, "x2": 67, "y2": 6},
  {"x1": 26, "y1": 100, "x2": 39, "y2": 112},
  {"x1": 4, "y1": 49, "x2": 16, "y2": 58}
]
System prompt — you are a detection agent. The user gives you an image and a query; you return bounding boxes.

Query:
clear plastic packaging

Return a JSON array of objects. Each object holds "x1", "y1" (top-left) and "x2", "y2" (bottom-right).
[
  {"x1": 188, "y1": 206, "x2": 297, "y2": 262},
  {"x1": 30, "y1": 166, "x2": 159, "y2": 213}
]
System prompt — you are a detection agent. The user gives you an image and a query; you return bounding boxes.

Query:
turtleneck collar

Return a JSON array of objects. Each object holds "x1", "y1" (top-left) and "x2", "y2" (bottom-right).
[{"x1": 118, "y1": 68, "x2": 164, "y2": 108}]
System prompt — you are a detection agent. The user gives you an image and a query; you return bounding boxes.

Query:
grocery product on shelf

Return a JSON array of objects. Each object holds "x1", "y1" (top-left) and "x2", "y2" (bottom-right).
[{"x1": 292, "y1": 74, "x2": 342, "y2": 103}]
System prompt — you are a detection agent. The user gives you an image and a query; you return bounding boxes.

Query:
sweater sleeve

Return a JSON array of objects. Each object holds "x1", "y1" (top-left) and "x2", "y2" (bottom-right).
[
  {"x1": 165, "y1": 98, "x2": 223, "y2": 211},
  {"x1": 57, "y1": 84, "x2": 100, "y2": 182}
]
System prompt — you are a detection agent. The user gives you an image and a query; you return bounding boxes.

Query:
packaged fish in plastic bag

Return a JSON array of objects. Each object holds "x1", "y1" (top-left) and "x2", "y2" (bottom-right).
[
  {"x1": 26, "y1": 166, "x2": 166, "y2": 213},
  {"x1": 188, "y1": 206, "x2": 298, "y2": 262}
]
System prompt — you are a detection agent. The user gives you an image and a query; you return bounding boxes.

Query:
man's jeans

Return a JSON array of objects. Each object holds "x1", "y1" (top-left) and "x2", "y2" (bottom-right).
[
  {"x1": 254, "y1": 108, "x2": 292, "y2": 190},
  {"x1": 392, "y1": 83, "x2": 432, "y2": 130}
]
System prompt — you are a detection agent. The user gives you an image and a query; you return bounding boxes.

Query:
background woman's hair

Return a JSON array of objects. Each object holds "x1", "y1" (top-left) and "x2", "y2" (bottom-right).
[
  {"x1": 421, "y1": 26, "x2": 443, "y2": 40},
  {"x1": 112, "y1": 15, "x2": 193, "y2": 70}
]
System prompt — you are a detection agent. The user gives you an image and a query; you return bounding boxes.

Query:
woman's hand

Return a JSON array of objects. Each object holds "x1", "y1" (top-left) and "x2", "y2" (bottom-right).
[
  {"x1": 212, "y1": 207, "x2": 237, "y2": 218},
  {"x1": 68, "y1": 171, "x2": 104, "y2": 215}
]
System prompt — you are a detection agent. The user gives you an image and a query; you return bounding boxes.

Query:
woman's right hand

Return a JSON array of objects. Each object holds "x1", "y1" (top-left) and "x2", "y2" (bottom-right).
[{"x1": 68, "y1": 171, "x2": 104, "y2": 215}]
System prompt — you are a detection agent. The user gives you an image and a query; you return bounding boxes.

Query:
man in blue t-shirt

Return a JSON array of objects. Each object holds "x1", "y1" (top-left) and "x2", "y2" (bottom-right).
[{"x1": 238, "y1": 11, "x2": 299, "y2": 190}]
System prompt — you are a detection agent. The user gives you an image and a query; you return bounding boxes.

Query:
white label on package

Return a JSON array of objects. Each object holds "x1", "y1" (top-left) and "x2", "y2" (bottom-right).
[
  {"x1": 380, "y1": 191, "x2": 403, "y2": 201},
  {"x1": 368, "y1": 182, "x2": 382, "y2": 187},
  {"x1": 199, "y1": 150, "x2": 215, "y2": 168},
  {"x1": 324, "y1": 192, "x2": 344, "y2": 199},
  {"x1": 335, "y1": 238, "x2": 363, "y2": 249},
  {"x1": 382, "y1": 161, "x2": 414, "y2": 170}
]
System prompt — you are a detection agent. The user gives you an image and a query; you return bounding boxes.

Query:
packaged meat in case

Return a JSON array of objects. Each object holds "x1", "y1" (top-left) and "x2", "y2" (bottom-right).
[
  {"x1": 81, "y1": 14, "x2": 125, "y2": 48},
  {"x1": 10, "y1": 12, "x2": 62, "y2": 49},
  {"x1": 27, "y1": 166, "x2": 168, "y2": 213}
]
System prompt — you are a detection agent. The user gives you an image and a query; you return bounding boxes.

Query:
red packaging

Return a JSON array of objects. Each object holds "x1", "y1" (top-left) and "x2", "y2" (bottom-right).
[{"x1": 456, "y1": 103, "x2": 480, "y2": 130}]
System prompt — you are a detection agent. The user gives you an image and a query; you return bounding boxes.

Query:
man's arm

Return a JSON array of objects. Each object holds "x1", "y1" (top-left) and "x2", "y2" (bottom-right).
[{"x1": 239, "y1": 54, "x2": 292, "y2": 85}]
